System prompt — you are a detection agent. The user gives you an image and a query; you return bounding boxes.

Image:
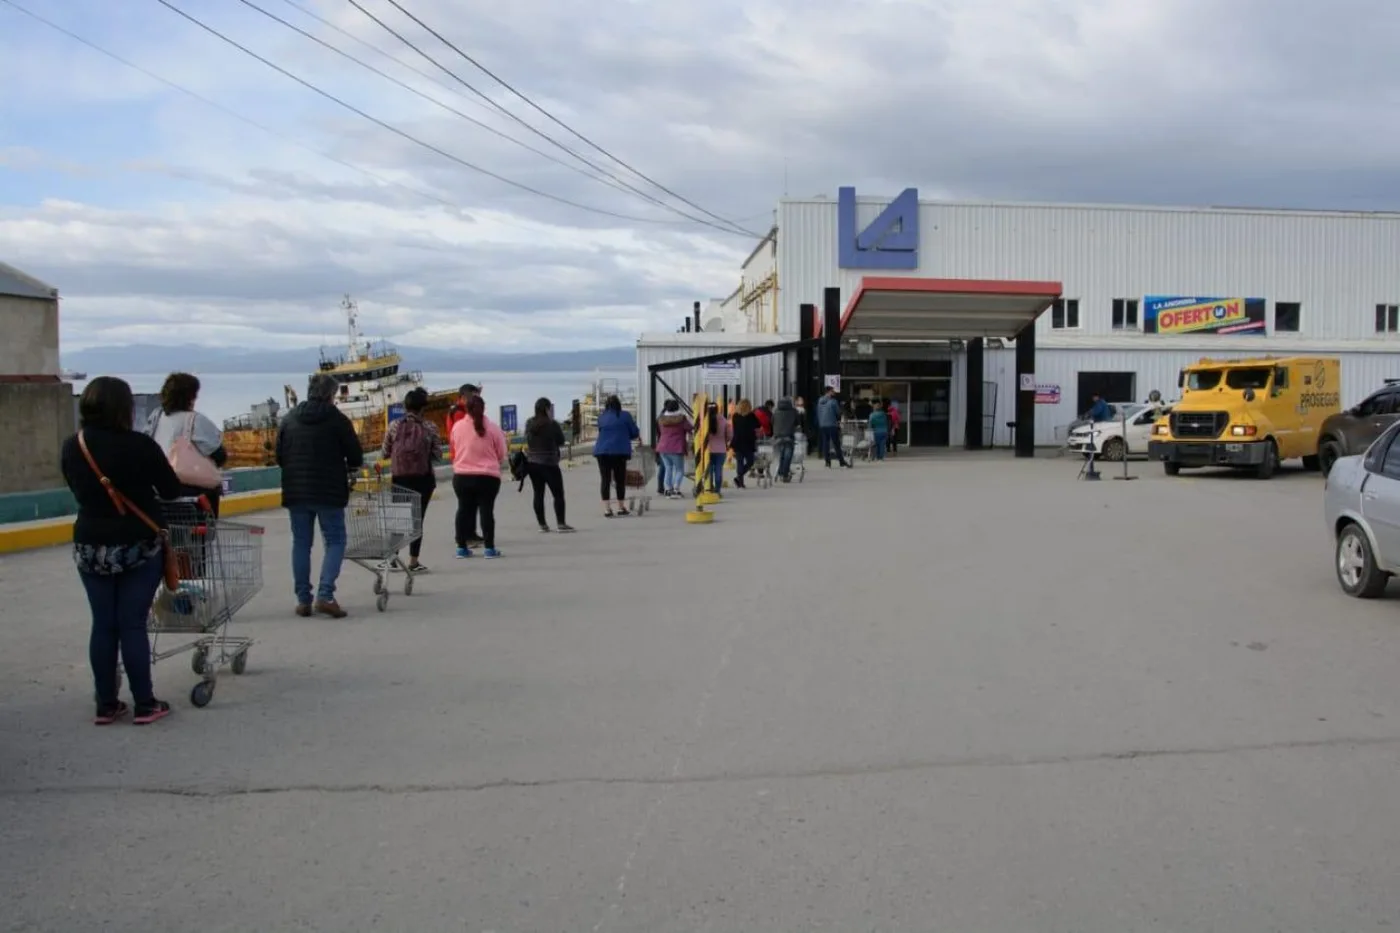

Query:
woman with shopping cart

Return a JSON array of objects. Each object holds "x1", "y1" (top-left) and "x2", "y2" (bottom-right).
[{"x1": 62, "y1": 376, "x2": 183, "y2": 726}]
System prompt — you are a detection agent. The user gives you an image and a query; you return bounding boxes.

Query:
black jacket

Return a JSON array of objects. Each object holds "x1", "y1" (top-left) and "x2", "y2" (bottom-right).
[
  {"x1": 731, "y1": 412, "x2": 761, "y2": 453},
  {"x1": 276, "y1": 400, "x2": 364, "y2": 509},
  {"x1": 524, "y1": 416, "x2": 566, "y2": 466},
  {"x1": 61, "y1": 427, "x2": 184, "y2": 546}
]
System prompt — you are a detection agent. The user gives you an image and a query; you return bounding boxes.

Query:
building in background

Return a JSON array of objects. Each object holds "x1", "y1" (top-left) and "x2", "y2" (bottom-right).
[
  {"x1": 638, "y1": 190, "x2": 1400, "y2": 447},
  {"x1": 0, "y1": 261, "x2": 74, "y2": 494}
]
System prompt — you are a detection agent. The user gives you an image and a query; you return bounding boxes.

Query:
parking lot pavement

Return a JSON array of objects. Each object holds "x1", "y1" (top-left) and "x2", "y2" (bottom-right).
[{"x1": 4, "y1": 454, "x2": 1400, "y2": 932}]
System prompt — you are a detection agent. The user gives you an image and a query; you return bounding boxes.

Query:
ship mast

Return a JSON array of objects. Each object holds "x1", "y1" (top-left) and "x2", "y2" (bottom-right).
[{"x1": 342, "y1": 294, "x2": 363, "y2": 363}]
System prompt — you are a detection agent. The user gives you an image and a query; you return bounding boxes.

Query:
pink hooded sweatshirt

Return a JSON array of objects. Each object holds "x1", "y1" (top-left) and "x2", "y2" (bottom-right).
[
  {"x1": 451, "y1": 414, "x2": 508, "y2": 476},
  {"x1": 707, "y1": 415, "x2": 733, "y2": 454}
]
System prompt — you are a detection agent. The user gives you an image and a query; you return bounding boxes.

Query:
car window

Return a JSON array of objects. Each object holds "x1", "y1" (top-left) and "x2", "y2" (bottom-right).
[
  {"x1": 1364, "y1": 422, "x2": 1400, "y2": 473},
  {"x1": 1357, "y1": 390, "x2": 1399, "y2": 417},
  {"x1": 1382, "y1": 433, "x2": 1400, "y2": 479}
]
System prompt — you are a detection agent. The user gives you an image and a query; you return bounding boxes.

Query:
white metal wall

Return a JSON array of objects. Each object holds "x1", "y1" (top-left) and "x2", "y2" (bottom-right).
[
  {"x1": 946, "y1": 348, "x2": 1400, "y2": 447},
  {"x1": 635, "y1": 335, "x2": 788, "y2": 433},
  {"x1": 776, "y1": 197, "x2": 1400, "y2": 344}
]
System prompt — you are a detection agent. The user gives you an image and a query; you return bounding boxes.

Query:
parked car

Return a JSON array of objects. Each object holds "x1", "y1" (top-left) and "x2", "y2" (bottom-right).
[
  {"x1": 1068, "y1": 402, "x2": 1174, "y2": 461},
  {"x1": 1318, "y1": 382, "x2": 1400, "y2": 476},
  {"x1": 1324, "y1": 419, "x2": 1400, "y2": 597}
]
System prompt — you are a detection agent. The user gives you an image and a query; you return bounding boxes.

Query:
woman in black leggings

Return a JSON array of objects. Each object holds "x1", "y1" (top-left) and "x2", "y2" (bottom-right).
[
  {"x1": 524, "y1": 397, "x2": 574, "y2": 533},
  {"x1": 381, "y1": 387, "x2": 440, "y2": 572},
  {"x1": 590, "y1": 394, "x2": 640, "y2": 517}
]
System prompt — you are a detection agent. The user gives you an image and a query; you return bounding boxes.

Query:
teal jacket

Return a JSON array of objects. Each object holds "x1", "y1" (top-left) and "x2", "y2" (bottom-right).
[{"x1": 869, "y1": 411, "x2": 889, "y2": 434}]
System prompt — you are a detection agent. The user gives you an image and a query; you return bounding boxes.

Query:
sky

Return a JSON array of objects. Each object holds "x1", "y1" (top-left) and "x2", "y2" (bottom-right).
[{"x1": 1, "y1": 0, "x2": 1398, "y2": 354}]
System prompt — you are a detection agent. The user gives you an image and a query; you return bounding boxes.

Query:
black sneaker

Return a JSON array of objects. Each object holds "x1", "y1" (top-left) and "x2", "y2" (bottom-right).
[
  {"x1": 132, "y1": 700, "x2": 171, "y2": 725},
  {"x1": 539, "y1": 524, "x2": 552, "y2": 533},
  {"x1": 94, "y1": 701, "x2": 129, "y2": 726},
  {"x1": 557, "y1": 523, "x2": 576, "y2": 532}
]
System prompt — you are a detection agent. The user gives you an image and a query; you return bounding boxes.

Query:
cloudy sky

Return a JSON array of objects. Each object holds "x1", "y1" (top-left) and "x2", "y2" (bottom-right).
[{"x1": 1, "y1": 0, "x2": 1396, "y2": 354}]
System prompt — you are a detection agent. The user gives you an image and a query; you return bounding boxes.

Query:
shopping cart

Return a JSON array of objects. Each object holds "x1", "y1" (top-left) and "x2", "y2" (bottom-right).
[
  {"x1": 840, "y1": 420, "x2": 870, "y2": 462},
  {"x1": 344, "y1": 478, "x2": 424, "y2": 611},
  {"x1": 752, "y1": 440, "x2": 775, "y2": 488},
  {"x1": 625, "y1": 446, "x2": 655, "y2": 515},
  {"x1": 136, "y1": 496, "x2": 264, "y2": 709},
  {"x1": 788, "y1": 432, "x2": 807, "y2": 482}
]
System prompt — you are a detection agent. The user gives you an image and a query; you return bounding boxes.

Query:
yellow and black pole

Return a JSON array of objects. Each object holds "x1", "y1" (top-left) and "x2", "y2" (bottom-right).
[{"x1": 687, "y1": 392, "x2": 719, "y2": 523}]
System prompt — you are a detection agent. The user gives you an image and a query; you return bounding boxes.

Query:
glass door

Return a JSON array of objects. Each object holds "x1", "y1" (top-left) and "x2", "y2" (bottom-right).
[{"x1": 909, "y1": 379, "x2": 951, "y2": 446}]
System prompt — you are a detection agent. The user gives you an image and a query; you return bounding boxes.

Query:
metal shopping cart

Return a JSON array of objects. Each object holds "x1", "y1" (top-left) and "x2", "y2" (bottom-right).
[
  {"x1": 841, "y1": 419, "x2": 870, "y2": 462},
  {"x1": 135, "y1": 496, "x2": 264, "y2": 709},
  {"x1": 788, "y1": 431, "x2": 807, "y2": 482},
  {"x1": 625, "y1": 446, "x2": 656, "y2": 515},
  {"x1": 344, "y1": 478, "x2": 424, "y2": 612},
  {"x1": 752, "y1": 440, "x2": 775, "y2": 488}
]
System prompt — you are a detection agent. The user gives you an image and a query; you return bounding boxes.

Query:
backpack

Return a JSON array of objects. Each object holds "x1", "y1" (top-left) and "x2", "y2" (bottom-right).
[
  {"x1": 508, "y1": 449, "x2": 530, "y2": 490},
  {"x1": 390, "y1": 415, "x2": 433, "y2": 476}
]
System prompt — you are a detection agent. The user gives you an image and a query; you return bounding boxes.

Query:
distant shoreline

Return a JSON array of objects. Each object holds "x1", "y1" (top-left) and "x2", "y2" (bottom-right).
[{"x1": 61, "y1": 344, "x2": 638, "y2": 375}]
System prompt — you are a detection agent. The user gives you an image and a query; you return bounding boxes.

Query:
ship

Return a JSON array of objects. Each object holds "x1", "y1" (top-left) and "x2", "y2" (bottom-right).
[
  {"x1": 59, "y1": 369, "x2": 86, "y2": 381},
  {"x1": 220, "y1": 295, "x2": 424, "y2": 467}
]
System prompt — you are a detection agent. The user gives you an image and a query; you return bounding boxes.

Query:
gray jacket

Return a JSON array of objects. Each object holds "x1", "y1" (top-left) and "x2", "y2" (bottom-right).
[
  {"x1": 816, "y1": 395, "x2": 841, "y2": 428},
  {"x1": 771, "y1": 398, "x2": 798, "y2": 438},
  {"x1": 145, "y1": 408, "x2": 224, "y2": 459}
]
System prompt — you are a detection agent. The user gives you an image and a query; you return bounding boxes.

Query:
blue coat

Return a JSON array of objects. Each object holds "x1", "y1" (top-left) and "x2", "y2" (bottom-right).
[
  {"x1": 817, "y1": 395, "x2": 841, "y2": 428},
  {"x1": 593, "y1": 409, "x2": 640, "y2": 457}
]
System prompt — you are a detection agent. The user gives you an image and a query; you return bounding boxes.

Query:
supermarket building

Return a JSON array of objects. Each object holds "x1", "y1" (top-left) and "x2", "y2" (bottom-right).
[{"x1": 636, "y1": 188, "x2": 1400, "y2": 451}]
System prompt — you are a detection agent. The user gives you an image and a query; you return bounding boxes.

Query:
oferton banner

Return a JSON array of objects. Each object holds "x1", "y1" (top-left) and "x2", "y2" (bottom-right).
[{"x1": 1143, "y1": 296, "x2": 1267, "y2": 336}]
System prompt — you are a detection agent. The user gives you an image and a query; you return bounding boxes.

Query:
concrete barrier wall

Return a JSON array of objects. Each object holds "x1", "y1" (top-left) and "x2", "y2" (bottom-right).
[
  {"x1": 0, "y1": 465, "x2": 283, "y2": 524},
  {"x1": 0, "y1": 381, "x2": 75, "y2": 495}
]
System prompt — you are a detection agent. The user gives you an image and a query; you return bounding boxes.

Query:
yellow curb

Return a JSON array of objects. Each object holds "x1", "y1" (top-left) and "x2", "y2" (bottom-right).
[{"x1": 0, "y1": 490, "x2": 284, "y2": 555}]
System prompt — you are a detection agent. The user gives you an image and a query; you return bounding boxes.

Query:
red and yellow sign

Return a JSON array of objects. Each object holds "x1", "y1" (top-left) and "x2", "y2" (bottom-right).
[{"x1": 1157, "y1": 299, "x2": 1245, "y2": 334}]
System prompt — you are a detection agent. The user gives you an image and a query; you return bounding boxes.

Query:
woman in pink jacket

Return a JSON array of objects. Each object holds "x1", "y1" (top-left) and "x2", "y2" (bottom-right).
[
  {"x1": 654, "y1": 398, "x2": 692, "y2": 498},
  {"x1": 703, "y1": 402, "x2": 732, "y2": 496},
  {"x1": 450, "y1": 396, "x2": 508, "y2": 559}
]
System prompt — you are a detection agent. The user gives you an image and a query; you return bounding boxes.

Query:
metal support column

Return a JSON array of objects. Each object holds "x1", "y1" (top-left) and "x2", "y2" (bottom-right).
[
  {"x1": 964, "y1": 337, "x2": 984, "y2": 450},
  {"x1": 822, "y1": 287, "x2": 841, "y2": 394},
  {"x1": 1014, "y1": 322, "x2": 1036, "y2": 458}
]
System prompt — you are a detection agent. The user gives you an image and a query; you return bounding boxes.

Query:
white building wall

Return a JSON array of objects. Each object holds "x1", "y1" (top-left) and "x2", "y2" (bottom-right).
[
  {"x1": 635, "y1": 333, "x2": 787, "y2": 432},
  {"x1": 948, "y1": 348, "x2": 1400, "y2": 447},
  {"x1": 776, "y1": 197, "x2": 1400, "y2": 345}
]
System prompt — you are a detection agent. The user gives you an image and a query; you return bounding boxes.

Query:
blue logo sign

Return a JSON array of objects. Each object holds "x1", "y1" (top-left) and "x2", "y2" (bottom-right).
[
  {"x1": 499, "y1": 404, "x2": 518, "y2": 434},
  {"x1": 387, "y1": 403, "x2": 405, "y2": 423},
  {"x1": 837, "y1": 186, "x2": 919, "y2": 270}
]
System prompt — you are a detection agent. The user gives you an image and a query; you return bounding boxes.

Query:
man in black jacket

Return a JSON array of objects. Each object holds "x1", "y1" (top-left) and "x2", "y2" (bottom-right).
[
  {"x1": 771, "y1": 397, "x2": 799, "y2": 482},
  {"x1": 277, "y1": 373, "x2": 364, "y2": 618}
]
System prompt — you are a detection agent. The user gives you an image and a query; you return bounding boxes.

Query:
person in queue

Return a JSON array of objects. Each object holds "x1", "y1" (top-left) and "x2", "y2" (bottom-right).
[
  {"x1": 144, "y1": 371, "x2": 228, "y2": 515},
  {"x1": 703, "y1": 401, "x2": 733, "y2": 495},
  {"x1": 451, "y1": 396, "x2": 508, "y2": 558},
  {"x1": 62, "y1": 376, "x2": 182, "y2": 725},
  {"x1": 277, "y1": 372, "x2": 364, "y2": 618},
  {"x1": 868, "y1": 400, "x2": 890, "y2": 461},
  {"x1": 524, "y1": 396, "x2": 574, "y2": 533},
  {"x1": 886, "y1": 398, "x2": 901, "y2": 456},
  {"x1": 655, "y1": 398, "x2": 692, "y2": 499},
  {"x1": 817, "y1": 387, "x2": 851, "y2": 468},
  {"x1": 381, "y1": 386, "x2": 440, "y2": 573},
  {"x1": 730, "y1": 399, "x2": 761, "y2": 489},
  {"x1": 754, "y1": 400, "x2": 774, "y2": 438},
  {"x1": 446, "y1": 383, "x2": 483, "y2": 547},
  {"x1": 592, "y1": 394, "x2": 639, "y2": 517},
  {"x1": 770, "y1": 397, "x2": 799, "y2": 482}
]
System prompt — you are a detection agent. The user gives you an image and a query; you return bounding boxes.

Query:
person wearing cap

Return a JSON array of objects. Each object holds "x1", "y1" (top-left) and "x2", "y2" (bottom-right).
[{"x1": 446, "y1": 383, "x2": 482, "y2": 546}]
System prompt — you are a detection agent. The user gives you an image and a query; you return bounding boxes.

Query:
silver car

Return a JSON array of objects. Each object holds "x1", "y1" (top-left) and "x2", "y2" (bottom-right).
[{"x1": 1325, "y1": 420, "x2": 1400, "y2": 597}]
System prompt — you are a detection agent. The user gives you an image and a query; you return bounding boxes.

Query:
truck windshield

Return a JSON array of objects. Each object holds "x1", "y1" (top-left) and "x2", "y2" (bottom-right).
[
  {"x1": 1184, "y1": 370, "x2": 1222, "y2": 390},
  {"x1": 1224, "y1": 368, "x2": 1273, "y2": 390}
]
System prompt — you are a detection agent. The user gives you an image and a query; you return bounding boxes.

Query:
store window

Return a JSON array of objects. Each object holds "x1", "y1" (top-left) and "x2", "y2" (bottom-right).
[
  {"x1": 1111, "y1": 298, "x2": 1139, "y2": 330},
  {"x1": 1376, "y1": 304, "x2": 1400, "y2": 334},
  {"x1": 1050, "y1": 298, "x2": 1080, "y2": 329},
  {"x1": 841, "y1": 359, "x2": 880, "y2": 378},
  {"x1": 1273, "y1": 301, "x2": 1301, "y2": 333}
]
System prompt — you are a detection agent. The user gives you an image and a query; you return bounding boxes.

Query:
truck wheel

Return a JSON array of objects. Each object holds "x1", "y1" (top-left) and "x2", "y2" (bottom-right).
[
  {"x1": 1164, "y1": 461, "x2": 1181, "y2": 476},
  {"x1": 1337, "y1": 522, "x2": 1390, "y2": 598},
  {"x1": 1254, "y1": 440, "x2": 1279, "y2": 480},
  {"x1": 1319, "y1": 440, "x2": 1342, "y2": 476}
]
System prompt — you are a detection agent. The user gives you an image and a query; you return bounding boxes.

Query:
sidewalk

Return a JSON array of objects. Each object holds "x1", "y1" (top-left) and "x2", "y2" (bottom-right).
[{"x1": 3, "y1": 455, "x2": 1400, "y2": 931}]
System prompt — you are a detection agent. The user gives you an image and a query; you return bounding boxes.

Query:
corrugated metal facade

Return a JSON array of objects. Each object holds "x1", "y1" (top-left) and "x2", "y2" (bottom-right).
[
  {"x1": 635, "y1": 335, "x2": 787, "y2": 432},
  {"x1": 946, "y1": 348, "x2": 1400, "y2": 447},
  {"x1": 775, "y1": 197, "x2": 1400, "y2": 345}
]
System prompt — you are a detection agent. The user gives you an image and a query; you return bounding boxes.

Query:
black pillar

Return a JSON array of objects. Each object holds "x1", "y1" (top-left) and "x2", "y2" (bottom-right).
[
  {"x1": 693, "y1": 301, "x2": 702, "y2": 333},
  {"x1": 1014, "y1": 322, "x2": 1036, "y2": 458},
  {"x1": 822, "y1": 287, "x2": 841, "y2": 395},
  {"x1": 964, "y1": 337, "x2": 984, "y2": 450},
  {"x1": 797, "y1": 303, "x2": 814, "y2": 400},
  {"x1": 649, "y1": 372, "x2": 658, "y2": 446}
]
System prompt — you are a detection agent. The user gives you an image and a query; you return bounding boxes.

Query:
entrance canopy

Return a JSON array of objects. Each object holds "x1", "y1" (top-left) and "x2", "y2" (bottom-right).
[{"x1": 816, "y1": 277, "x2": 1063, "y2": 341}]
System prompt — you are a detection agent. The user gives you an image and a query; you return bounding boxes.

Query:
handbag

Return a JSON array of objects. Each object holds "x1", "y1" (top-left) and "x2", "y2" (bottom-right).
[
  {"x1": 165, "y1": 412, "x2": 223, "y2": 489},
  {"x1": 77, "y1": 431, "x2": 181, "y2": 591}
]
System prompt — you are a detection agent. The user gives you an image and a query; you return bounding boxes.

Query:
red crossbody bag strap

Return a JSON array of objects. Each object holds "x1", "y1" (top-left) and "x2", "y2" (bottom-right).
[{"x1": 76, "y1": 431, "x2": 163, "y2": 536}]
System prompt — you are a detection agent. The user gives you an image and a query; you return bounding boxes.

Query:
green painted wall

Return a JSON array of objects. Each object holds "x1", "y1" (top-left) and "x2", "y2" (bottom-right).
[{"x1": 0, "y1": 466, "x2": 283, "y2": 525}]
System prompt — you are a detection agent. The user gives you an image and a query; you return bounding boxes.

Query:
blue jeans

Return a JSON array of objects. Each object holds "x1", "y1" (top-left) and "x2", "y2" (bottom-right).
[
  {"x1": 80, "y1": 555, "x2": 164, "y2": 706},
  {"x1": 288, "y1": 506, "x2": 347, "y2": 605},
  {"x1": 775, "y1": 438, "x2": 795, "y2": 477},
  {"x1": 873, "y1": 432, "x2": 888, "y2": 460},
  {"x1": 706, "y1": 450, "x2": 726, "y2": 492},
  {"x1": 819, "y1": 426, "x2": 847, "y2": 465},
  {"x1": 660, "y1": 452, "x2": 685, "y2": 491}
]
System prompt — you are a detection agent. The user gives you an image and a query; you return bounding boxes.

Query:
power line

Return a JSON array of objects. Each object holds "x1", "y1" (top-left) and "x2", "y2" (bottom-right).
[
  {"x1": 152, "y1": 0, "x2": 743, "y2": 229},
  {"x1": 239, "y1": 0, "x2": 662, "y2": 211},
  {"x1": 337, "y1": 0, "x2": 757, "y2": 237},
  {"x1": 0, "y1": 0, "x2": 473, "y2": 216},
  {"x1": 366, "y1": 0, "x2": 760, "y2": 236}
]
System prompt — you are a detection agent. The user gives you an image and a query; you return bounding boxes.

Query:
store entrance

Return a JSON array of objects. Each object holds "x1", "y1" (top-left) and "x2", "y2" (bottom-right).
[
  {"x1": 851, "y1": 381, "x2": 913, "y2": 448},
  {"x1": 909, "y1": 379, "x2": 951, "y2": 446}
]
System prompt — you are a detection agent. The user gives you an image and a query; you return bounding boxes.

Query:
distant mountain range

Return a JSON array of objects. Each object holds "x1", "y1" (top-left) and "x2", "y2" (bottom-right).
[{"x1": 62, "y1": 344, "x2": 636, "y2": 375}]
